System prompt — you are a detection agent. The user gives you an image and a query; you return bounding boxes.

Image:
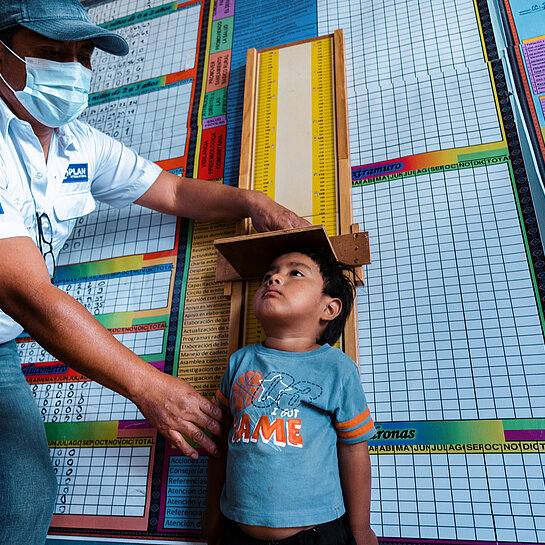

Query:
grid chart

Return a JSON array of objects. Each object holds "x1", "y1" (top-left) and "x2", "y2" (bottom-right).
[
  {"x1": 55, "y1": 269, "x2": 172, "y2": 316},
  {"x1": 87, "y1": 0, "x2": 172, "y2": 25},
  {"x1": 370, "y1": 451, "x2": 545, "y2": 542},
  {"x1": 316, "y1": 0, "x2": 501, "y2": 165},
  {"x1": 57, "y1": 202, "x2": 177, "y2": 265},
  {"x1": 19, "y1": 329, "x2": 165, "y2": 363},
  {"x1": 51, "y1": 445, "x2": 151, "y2": 516},
  {"x1": 348, "y1": 65, "x2": 501, "y2": 165},
  {"x1": 316, "y1": 0, "x2": 485, "y2": 88},
  {"x1": 353, "y1": 164, "x2": 545, "y2": 423},
  {"x1": 89, "y1": 4, "x2": 201, "y2": 93},
  {"x1": 31, "y1": 381, "x2": 143, "y2": 424},
  {"x1": 113, "y1": 328, "x2": 165, "y2": 355},
  {"x1": 81, "y1": 80, "x2": 193, "y2": 163}
]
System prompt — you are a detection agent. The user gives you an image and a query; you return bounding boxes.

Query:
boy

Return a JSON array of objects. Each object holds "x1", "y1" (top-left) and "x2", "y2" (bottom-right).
[{"x1": 205, "y1": 247, "x2": 377, "y2": 545}]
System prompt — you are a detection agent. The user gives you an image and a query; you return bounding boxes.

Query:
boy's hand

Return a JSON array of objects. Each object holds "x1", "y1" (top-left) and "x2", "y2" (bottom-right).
[
  {"x1": 204, "y1": 418, "x2": 229, "y2": 545},
  {"x1": 352, "y1": 526, "x2": 378, "y2": 545}
]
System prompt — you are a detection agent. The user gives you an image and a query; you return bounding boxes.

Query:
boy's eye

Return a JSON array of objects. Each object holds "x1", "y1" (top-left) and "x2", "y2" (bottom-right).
[{"x1": 290, "y1": 270, "x2": 303, "y2": 277}]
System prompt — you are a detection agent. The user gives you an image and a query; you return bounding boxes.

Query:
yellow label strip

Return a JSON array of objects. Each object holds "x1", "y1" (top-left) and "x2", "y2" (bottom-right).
[
  {"x1": 311, "y1": 37, "x2": 338, "y2": 236},
  {"x1": 252, "y1": 50, "x2": 279, "y2": 200}
]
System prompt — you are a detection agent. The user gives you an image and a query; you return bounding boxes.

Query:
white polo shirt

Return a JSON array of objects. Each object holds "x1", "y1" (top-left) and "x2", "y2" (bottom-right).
[{"x1": 0, "y1": 98, "x2": 162, "y2": 343}]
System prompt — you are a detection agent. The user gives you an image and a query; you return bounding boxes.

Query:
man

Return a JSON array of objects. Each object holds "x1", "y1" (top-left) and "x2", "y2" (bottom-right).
[{"x1": 0, "y1": 0, "x2": 307, "y2": 543}]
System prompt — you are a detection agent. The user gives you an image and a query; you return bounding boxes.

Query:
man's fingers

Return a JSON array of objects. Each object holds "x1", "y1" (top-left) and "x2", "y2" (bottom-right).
[
  {"x1": 136, "y1": 373, "x2": 226, "y2": 459},
  {"x1": 201, "y1": 398, "x2": 230, "y2": 427},
  {"x1": 169, "y1": 430, "x2": 199, "y2": 460},
  {"x1": 191, "y1": 427, "x2": 221, "y2": 457},
  {"x1": 282, "y1": 210, "x2": 310, "y2": 229},
  {"x1": 168, "y1": 425, "x2": 221, "y2": 459}
]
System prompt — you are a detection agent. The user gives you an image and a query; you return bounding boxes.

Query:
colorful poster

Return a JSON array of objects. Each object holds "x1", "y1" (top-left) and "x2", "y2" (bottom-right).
[
  {"x1": 498, "y1": 0, "x2": 545, "y2": 173},
  {"x1": 23, "y1": 0, "x2": 545, "y2": 543}
]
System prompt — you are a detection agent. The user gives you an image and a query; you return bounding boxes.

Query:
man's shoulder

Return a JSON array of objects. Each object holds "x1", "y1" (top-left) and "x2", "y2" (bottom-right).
[{"x1": 63, "y1": 119, "x2": 101, "y2": 141}]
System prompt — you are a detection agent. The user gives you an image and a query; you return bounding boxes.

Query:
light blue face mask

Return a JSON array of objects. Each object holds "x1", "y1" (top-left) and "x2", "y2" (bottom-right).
[{"x1": 0, "y1": 40, "x2": 91, "y2": 128}]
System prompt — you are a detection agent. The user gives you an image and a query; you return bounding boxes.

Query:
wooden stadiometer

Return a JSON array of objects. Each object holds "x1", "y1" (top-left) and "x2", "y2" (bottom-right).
[{"x1": 215, "y1": 30, "x2": 370, "y2": 363}]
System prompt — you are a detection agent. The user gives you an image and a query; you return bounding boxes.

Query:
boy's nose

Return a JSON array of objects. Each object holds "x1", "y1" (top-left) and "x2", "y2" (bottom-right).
[{"x1": 268, "y1": 273, "x2": 282, "y2": 285}]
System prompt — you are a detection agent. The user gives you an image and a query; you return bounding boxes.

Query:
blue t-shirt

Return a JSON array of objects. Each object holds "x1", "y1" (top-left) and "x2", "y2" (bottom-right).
[{"x1": 214, "y1": 343, "x2": 376, "y2": 527}]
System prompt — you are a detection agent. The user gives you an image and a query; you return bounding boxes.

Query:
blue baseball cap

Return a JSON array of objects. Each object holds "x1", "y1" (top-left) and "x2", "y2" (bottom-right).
[{"x1": 0, "y1": 0, "x2": 129, "y2": 56}]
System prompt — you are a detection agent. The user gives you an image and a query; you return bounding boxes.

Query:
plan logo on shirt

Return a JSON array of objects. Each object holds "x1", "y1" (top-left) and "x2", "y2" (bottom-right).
[{"x1": 63, "y1": 163, "x2": 88, "y2": 183}]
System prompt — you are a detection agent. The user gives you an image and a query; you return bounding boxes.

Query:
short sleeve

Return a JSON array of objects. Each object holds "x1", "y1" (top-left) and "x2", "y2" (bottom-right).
[
  {"x1": 0, "y1": 185, "x2": 33, "y2": 242},
  {"x1": 79, "y1": 123, "x2": 162, "y2": 208},
  {"x1": 213, "y1": 351, "x2": 240, "y2": 416},
  {"x1": 214, "y1": 372, "x2": 232, "y2": 415},
  {"x1": 333, "y1": 361, "x2": 376, "y2": 444}
]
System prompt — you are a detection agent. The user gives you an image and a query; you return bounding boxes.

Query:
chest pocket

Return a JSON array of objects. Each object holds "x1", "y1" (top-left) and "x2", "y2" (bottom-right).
[{"x1": 53, "y1": 189, "x2": 96, "y2": 222}]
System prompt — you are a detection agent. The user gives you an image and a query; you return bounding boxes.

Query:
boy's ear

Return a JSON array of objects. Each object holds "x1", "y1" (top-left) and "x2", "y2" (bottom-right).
[{"x1": 321, "y1": 297, "x2": 342, "y2": 323}]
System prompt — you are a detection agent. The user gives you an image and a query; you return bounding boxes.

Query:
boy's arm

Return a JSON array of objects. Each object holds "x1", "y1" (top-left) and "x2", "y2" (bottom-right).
[
  {"x1": 338, "y1": 441, "x2": 378, "y2": 545},
  {"x1": 204, "y1": 445, "x2": 227, "y2": 545},
  {"x1": 203, "y1": 397, "x2": 231, "y2": 545}
]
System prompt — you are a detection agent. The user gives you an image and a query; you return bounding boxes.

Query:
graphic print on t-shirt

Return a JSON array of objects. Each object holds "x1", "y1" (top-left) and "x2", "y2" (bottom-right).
[
  {"x1": 231, "y1": 369, "x2": 263, "y2": 411},
  {"x1": 231, "y1": 370, "x2": 323, "y2": 448}
]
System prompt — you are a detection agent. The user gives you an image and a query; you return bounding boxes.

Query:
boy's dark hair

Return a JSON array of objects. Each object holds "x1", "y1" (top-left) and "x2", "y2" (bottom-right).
[{"x1": 289, "y1": 246, "x2": 356, "y2": 346}]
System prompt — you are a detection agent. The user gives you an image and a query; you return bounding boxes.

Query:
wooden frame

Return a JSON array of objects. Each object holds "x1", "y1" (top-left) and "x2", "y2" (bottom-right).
[{"x1": 221, "y1": 30, "x2": 367, "y2": 363}]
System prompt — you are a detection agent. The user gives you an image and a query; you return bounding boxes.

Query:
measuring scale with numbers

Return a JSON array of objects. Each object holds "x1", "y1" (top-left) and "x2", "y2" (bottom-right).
[
  {"x1": 234, "y1": 31, "x2": 356, "y2": 351},
  {"x1": 252, "y1": 37, "x2": 339, "y2": 234}
]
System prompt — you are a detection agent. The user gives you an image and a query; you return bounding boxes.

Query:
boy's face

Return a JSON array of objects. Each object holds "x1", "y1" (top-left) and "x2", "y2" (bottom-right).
[{"x1": 253, "y1": 252, "x2": 340, "y2": 342}]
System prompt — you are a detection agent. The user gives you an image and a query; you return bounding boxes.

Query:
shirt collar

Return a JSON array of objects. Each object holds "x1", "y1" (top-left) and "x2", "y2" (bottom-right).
[
  {"x1": 56, "y1": 123, "x2": 77, "y2": 151},
  {"x1": 0, "y1": 96, "x2": 78, "y2": 151},
  {"x1": 0, "y1": 96, "x2": 23, "y2": 137}
]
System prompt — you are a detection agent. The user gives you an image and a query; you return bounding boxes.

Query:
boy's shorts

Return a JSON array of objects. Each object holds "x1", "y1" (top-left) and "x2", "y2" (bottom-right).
[{"x1": 220, "y1": 515, "x2": 357, "y2": 545}]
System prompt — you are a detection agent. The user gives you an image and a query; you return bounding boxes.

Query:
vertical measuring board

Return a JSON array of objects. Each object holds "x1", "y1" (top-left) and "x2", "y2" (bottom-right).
[
  {"x1": 226, "y1": 31, "x2": 359, "y2": 359},
  {"x1": 251, "y1": 38, "x2": 339, "y2": 233}
]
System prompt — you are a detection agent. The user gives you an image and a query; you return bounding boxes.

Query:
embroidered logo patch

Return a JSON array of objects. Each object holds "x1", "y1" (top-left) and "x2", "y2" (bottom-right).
[{"x1": 63, "y1": 163, "x2": 88, "y2": 183}]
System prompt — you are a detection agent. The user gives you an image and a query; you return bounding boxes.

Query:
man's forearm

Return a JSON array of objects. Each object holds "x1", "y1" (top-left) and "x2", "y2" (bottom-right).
[
  {"x1": 135, "y1": 170, "x2": 309, "y2": 231},
  {"x1": 135, "y1": 171, "x2": 255, "y2": 221},
  {"x1": 4, "y1": 279, "x2": 153, "y2": 402},
  {"x1": 2, "y1": 275, "x2": 223, "y2": 457},
  {"x1": 173, "y1": 177, "x2": 259, "y2": 223},
  {"x1": 0, "y1": 237, "x2": 224, "y2": 459}
]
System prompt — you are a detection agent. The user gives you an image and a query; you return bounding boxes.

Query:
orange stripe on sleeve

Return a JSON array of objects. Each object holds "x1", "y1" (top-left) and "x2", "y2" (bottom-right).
[
  {"x1": 335, "y1": 408, "x2": 371, "y2": 430},
  {"x1": 214, "y1": 388, "x2": 229, "y2": 409},
  {"x1": 337, "y1": 418, "x2": 375, "y2": 439}
]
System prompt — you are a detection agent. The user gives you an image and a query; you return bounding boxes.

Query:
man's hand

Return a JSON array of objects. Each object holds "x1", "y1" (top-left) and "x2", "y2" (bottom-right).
[
  {"x1": 133, "y1": 369, "x2": 227, "y2": 459},
  {"x1": 248, "y1": 190, "x2": 310, "y2": 232},
  {"x1": 0, "y1": 237, "x2": 227, "y2": 460}
]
